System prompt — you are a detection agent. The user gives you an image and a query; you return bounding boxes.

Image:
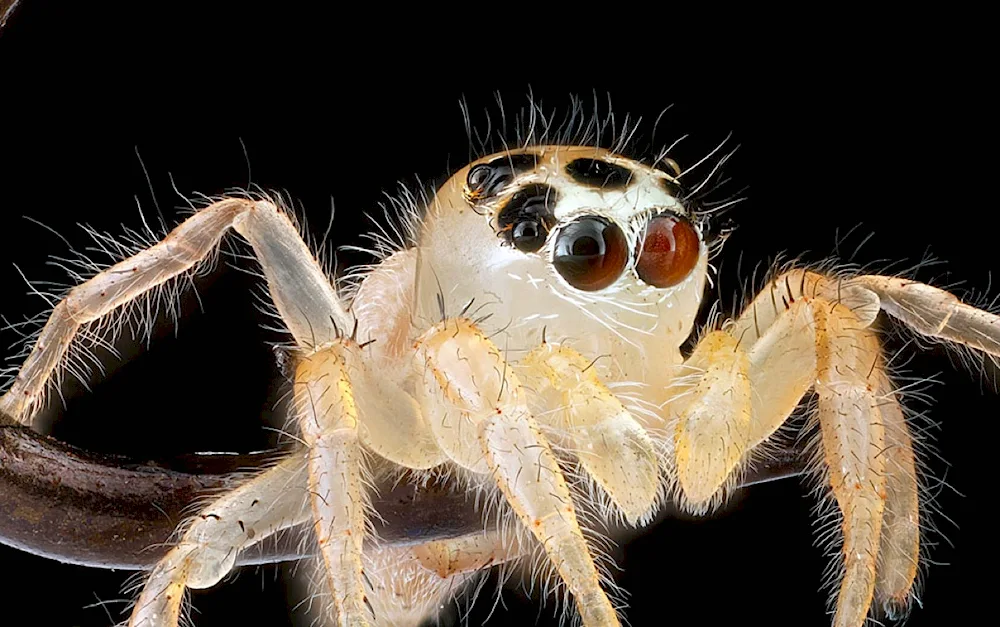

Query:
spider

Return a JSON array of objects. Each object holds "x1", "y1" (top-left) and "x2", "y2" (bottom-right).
[{"x1": 1, "y1": 105, "x2": 994, "y2": 627}]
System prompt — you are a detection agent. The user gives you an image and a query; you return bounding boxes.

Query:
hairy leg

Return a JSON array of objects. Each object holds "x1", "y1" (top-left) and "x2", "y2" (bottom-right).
[
  {"x1": 294, "y1": 341, "x2": 373, "y2": 626},
  {"x1": 668, "y1": 330, "x2": 752, "y2": 510},
  {"x1": 129, "y1": 454, "x2": 310, "y2": 627},
  {"x1": 364, "y1": 531, "x2": 519, "y2": 627},
  {"x1": 0, "y1": 197, "x2": 351, "y2": 425},
  {"x1": 814, "y1": 302, "x2": 886, "y2": 627},
  {"x1": 415, "y1": 318, "x2": 620, "y2": 627},
  {"x1": 518, "y1": 343, "x2": 660, "y2": 525},
  {"x1": 873, "y1": 369, "x2": 921, "y2": 617},
  {"x1": 671, "y1": 268, "x2": 932, "y2": 626},
  {"x1": 0, "y1": 196, "x2": 454, "y2": 626},
  {"x1": 668, "y1": 299, "x2": 819, "y2": 512}
]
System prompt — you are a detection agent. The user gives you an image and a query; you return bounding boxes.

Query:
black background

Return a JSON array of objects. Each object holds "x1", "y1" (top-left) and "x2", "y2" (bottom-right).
[{"x1": 0, "y1": 4, "x2": 995, "y2": 626}]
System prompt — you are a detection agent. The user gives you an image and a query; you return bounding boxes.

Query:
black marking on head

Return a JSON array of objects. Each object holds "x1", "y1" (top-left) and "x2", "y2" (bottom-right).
[
  {"x1": 467, "y1": 153, "x2": 538, "y2": 200},
  {"x1": 565, "y1": 158, "x2": 633, "y2": 189},
  {"x1": 497, "y1": 183, "x2": 558, "y2": 252}
]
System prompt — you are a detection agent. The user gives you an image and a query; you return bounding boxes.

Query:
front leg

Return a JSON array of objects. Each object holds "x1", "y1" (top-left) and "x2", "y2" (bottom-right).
[
  {"x1": 415, "y1": 319, "x2": 620, "y2": 627},
  {"x1": 518, "y1": 343, "x2": 661, "y2": 526},
  {"x1": 671, "y1": 270, "x2": 920, "y2": 626},
  {"x1": 294, "y1": 340, "x2": 373, "y2": 626}
]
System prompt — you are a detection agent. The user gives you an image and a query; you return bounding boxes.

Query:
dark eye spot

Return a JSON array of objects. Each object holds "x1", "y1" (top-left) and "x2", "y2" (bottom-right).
[
  {"x1": 552, "y1": 217, "x2": 628, "y2": 291},
  {"x1": 565, "y1": 158, "x2": 633, "y2": 189},
  {"x1": 466, "y1": 153, "x2": 538, "y2": 200},
  {"x1": 497, "y1": 183, "x2": 558, "y2": 252}
]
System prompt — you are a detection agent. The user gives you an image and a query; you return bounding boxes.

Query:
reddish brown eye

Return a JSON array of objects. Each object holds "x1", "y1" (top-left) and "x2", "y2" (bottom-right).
[
  {"x1": 552, "y1": 217, "x2": 628, "y2": 291},
  {"x1": 635, "y1": 213, "x2": 701, "y2": 288}
]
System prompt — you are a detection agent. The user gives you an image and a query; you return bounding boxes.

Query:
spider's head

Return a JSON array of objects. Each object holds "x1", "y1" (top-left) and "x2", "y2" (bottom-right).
[{"x1": 416, "y1": 146, "x2": 709, "y2": 374}]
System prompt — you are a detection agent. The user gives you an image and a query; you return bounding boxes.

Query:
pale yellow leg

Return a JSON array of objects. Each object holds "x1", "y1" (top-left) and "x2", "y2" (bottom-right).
[
  {"x1": 669, "y1": 330, "x2": 752, "y2": 511},
  {"x1": 667, "y1": 299, "x2": 819, "y2": 512},
  {"x1": 294, "y1": 341, "x2": 372, "y2": 627},
  {"x1": 415, "y1": 319, "x2": 619, "y2": 627},
  {"x1": 874, "y1": 372, "x2": 921, "y2": 617},
  {"x1": 672, "y1": 269, "x2": 926, "y2": 627},
  {"x1": 1, "y1": 199, "x2": 251, "y2": 424},
  {"x1": 129, "y1": 454, "x2": 311, "y2": 627},
  {"x1": 727, "y1": 269, "x2": 881, "y2": 346},
  {"x1": 856, "y1": 275, "x2": 1000, "y2": 355},
  {"x1": 815, "y1": 303, "x2": 887, "y2": 627},
  {"x1": 741, "y1": 299, "x2": 818, "y2": 447},
  {"x1": 1, "y1": 196, "x2": 356, "y2": 425},
  {"x1": 363, "y1": 531, "x2": 520, "y2": 627},
  {"x1": 518, "y1": 343, "x2": 660, "y2": 525}
]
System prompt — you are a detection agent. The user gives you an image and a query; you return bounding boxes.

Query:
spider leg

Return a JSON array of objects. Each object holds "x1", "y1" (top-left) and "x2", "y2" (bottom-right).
[
  {"x1": 2, "y1": 199, "x2": 246, "y2": 424},
  {"x1": 0, "y1": 197, "x2": 350, "y2": 425},
  {"x1": 518, "y1": 343, "x2": 660, "y2": 525},
  {"x1": 365, "y1": 531, "x2": 519, "y2": 627},
  {"x1": 294, "y1": 340, "x2": 374, "y2": 626},
  {"x1": 129, "y1": 453, "x2": 311, "y2": 627},
  {"x1": 674, "y1": 269, "x2": 924, "y2": 626},
  {"x1": 670, "y1": 299, "x2": 820, "y2": 512},
  {"x1": 415, "y1": 318, "x2": 620, "y2": 627},
  {"x1": 873, "y1": 369, "x2": 920, "y2": 618},
  {"x1": 814, "y1": 302, "x2": 887, "y2": 627},
  {"x1": 669, "y1": 329, "x2": 753, "y2": 510},
  {"x1": 855, "y1": 274, "x2": 1000, "y2": 355}
]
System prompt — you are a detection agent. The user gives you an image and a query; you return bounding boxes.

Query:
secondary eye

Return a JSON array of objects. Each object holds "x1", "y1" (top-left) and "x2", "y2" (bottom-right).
[
  {"x1": 497, "y1": 183, "x2": 557, "y2": 253},
  {"x1": 565, "y1": 158, "x2": 633, "y2": 189},
  {"x1": 635, "y1": 213, "x2": 700, "y2": 288},
  {"x1": 512, "y1": 220, "x2": 545, "y2": 252},
  {"x1": 552, "y1": 217, "x2": 628, "y2": 291},
  {"x1": 466, "y1": 153, "x2": 538, "y2": 200}
]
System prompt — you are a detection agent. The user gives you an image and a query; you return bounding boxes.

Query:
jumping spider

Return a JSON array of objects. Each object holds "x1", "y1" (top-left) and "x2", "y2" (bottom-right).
[{"x1": 1, "y1": 122, "x2": 993, "y2": 627}]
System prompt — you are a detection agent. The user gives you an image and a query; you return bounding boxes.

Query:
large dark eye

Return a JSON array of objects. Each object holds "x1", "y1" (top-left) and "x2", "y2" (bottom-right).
[
  {"x1": 552, "y1": 217, "x2": 628, "y2": 291},
  {"x1": 497, "y1": 183, "x2": 557, "y2": 253},
  {"x1": 466, "y1": 153, "x2": 538, "y2": 200},
  {"x1": 635, "y1": 213, "x2": 700, "y2": 288}
]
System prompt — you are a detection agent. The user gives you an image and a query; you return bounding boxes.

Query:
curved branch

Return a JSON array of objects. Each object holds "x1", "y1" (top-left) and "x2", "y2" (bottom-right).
[{"x1": 0, "y1": 423, "x2": 805, "y2": 570}]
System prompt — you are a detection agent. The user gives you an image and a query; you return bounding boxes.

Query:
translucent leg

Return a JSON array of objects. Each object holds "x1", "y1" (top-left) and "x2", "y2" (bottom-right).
[
  {"x1": 129, "y1": 454, "x2": 310, "y2": 627},
  {"x1": 873, "y1": 371, "x2": 921, "y2": 617},
  {"x1": 365, "y1": 531, "x2": 518, "y2": 627},
  {"x1": 518, "y1": 343, "x2": 660, "y2": 525},
  {"x1": 1, "y1": 197, "x2": 353, "y2": 425},
  {"x1": 1, "y1": 199, "x2": 249, "y2": 423},
  {"x1": 814, "y1": 302, "x2": 887, "y2": 627},
  {"x1": 294, "y1": 341, "x2": 372, "y2": 627},
  {"x1": 415, "y1": 319, "x2": 620, "y2": 627}
]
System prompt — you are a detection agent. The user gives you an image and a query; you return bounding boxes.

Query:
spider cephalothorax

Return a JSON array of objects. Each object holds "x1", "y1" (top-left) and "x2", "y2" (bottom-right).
[
  {"x1": 408, "y1": 147, "x2": 709, "y2": 401},
  {"x1": 1, "y1": 126, "x2": 994, "y2": 627}
]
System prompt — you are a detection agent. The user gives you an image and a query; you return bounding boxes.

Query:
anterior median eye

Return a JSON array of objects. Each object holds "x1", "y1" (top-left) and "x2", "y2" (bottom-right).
[
  {"x1": 635, "y1": 212, "x2": 700, "y2": 288},
  {"x1": 552, "y1": 217, "x2": 628, "y2": 291}
]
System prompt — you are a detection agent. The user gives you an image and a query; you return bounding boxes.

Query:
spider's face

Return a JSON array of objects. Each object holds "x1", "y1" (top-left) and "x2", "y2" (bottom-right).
[{"x1": 417, "y1": 147, "x2": 709, "y2": 379}]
